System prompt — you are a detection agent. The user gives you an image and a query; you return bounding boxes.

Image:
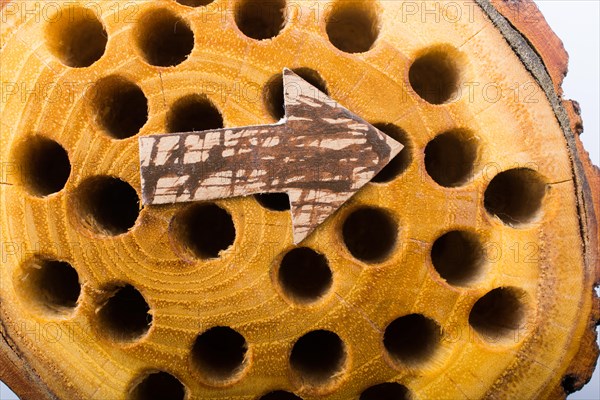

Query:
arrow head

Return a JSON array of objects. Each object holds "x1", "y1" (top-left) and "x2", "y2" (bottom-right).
[{"x1": 281, "y1": 69, "x2": 403, "y2": 243}]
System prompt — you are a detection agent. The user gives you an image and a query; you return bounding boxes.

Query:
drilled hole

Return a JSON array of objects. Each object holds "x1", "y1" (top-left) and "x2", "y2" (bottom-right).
[
  {"x1": 171, "y1": 203, "x2": 235, "y2": 259},
  {"x1": 384, "y1": 314, "x2": 441, "y2": 365},
  {"x1": 176, "y1": 0, "x2": 214, "y2": 6},
  {"x1": 409, "y1": 46, "x2": 464, "y2": 104},
  {"x1": 16, "y1": 257, "x2": 80, "y2": 315},
  {"x1": 290, "y1": 330, "x2": 346, "y2": 386},
  {"x1": 130, "y1": 371, "x2": 185, "y2": 400},
  {"x1": 135, "y1": 9, "x2": 194, "y2": 67},
  {"x1": 360, "y1": 383, "x2": 411, "y2": 400},
  {"x1": 255, "y1": 193, "x2": 290, "y2": 211},
  {"x1": 263, "y1": 68, "x2": 329, "y2": 120},
  {"x1": 425, "y1": 129, "x2": 478, "y2": 187},
  {"x1": 235, "y1": 0, "x2": 287, "y2": 40},
  {"x1": 45, "y1": 5, "x2": 107, "y2": 67},
  {"x1": 192, "y1": 326, "x2": 248, "y2": 382},
  {"x1": 11, "y1": 136, "x2": 70, "y2": 197},
  {"x1": 167, "y1": 94, "x2": 223, "y2": 133},
  {"x1": 278, "y1": 247, "x2": 332, "y2": 303},
  {"x1": 469, "y1": 287, "x2": 527, "y2": 342},
  {"x1": 484, "y1": 168, "x2": 547, "y2": 226},
  {"x1": 260, "y1": 391, "x2": 302, "y2": 400},
  {"x1": 71, "y1": 176, "x2": 140, "y2": 236},
  {"x1": 371, "y1": 123, "x2": 413, "y2": 183},
  {"x1": 342, "y1": 207, "x2": 397, "y2": 263},
  {"x1": 97, "y1": 284, "x2": 152, "y2": 342},
  {"x1": 92, "y1": 76, "x2": 148, "y2": 139},
  {"x1": 431, "y1": 230, "x2": 484, "y2": 286},
  {"x1": 326, "y1": 1, "x2": 380, "y2": 53}
]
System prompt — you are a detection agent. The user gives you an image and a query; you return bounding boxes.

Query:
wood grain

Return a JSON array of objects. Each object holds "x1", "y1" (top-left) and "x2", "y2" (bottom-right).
[{"x1": 0, "y1": 0, "x2": 598, "y2": 399}]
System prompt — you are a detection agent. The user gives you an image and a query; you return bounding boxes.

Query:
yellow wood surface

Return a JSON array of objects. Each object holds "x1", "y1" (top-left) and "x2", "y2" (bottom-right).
[{"x1": 0, "y1": 1, "x2": 597, "y2": 399}]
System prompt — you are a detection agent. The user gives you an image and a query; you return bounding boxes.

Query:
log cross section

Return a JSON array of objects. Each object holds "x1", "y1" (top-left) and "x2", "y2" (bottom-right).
[{"x1": 139, "y1": 69, "x2": 403, "y2": 243}]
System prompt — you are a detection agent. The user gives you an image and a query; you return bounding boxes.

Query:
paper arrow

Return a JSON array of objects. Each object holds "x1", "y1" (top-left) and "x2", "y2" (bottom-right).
[{"x1": 139, "y1": 69, "x2": 403, "y2": 244}]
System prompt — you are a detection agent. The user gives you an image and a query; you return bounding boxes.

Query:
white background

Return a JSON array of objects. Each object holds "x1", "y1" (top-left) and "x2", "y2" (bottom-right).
[
  {"x1": 1, "y1": 1, "x2": 599, "y2": 399},
  {"x1": 535, "y1": 3, "x2": 600, "y2": 400}
]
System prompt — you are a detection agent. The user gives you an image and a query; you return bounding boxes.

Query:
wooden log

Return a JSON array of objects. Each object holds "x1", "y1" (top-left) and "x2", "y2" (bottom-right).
[{"x1": 0, "y1": 0, "x2": 598, "y2": 399}]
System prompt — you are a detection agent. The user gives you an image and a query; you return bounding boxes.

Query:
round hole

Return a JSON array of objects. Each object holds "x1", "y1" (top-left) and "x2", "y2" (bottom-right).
[
  {"x1": 129, "y1": 371, "x2": 185, "y2": 400},
  {"x1": 97, "y1": 284, "x2": 152, "y2": 342},
  {"x1": 326, "y1": 1, "x2": 380, "y2": 53},
  {"x1": 235, "y1": 0, "x2": 288, "y2": 40},
  {"x1": 263, "y1": 68, "x2": 329, "y2": 120},
  {"x1": 469, "y1": 287, "x2": 527, "y2": 342},
  {"x1": 425, "y1": 129, "x2": 478, "y2": 187},
  {"x1": 371, "y1": 123, "x2": 413, "y2": 183},
  {"x1": 171, "y1": 203, "x2": 236, "y2": 260},
  {"x1": 16, "y1": 257, "x2": 80, "y2": 315},
  {"x1": 71, "y1": 176, "x2": 140, "y2": 236},
  {"x1": 383, "y1": 314, "x2": 441, "y2": 365},
  {"x1": 166, "y1": 94, "x2": 223, "y2": 133},
  {"x1": 134, "y1": 9, "x2": 194, "y2": 67},
  {"x1": 176, "y1": 0, "x2": 214, "y2": 6},
  {"x1": 342, "y1": 207, "x2": 397, "y2": 263},
  {"x1": 92, "y1": 76, "x2": 148, "y2": 139},
  {"x1": 255, "y1": 193, "x2": 290, "y2": 211},
  {"x1": 278, "y1": 247, "x2": 332, "y2": 303},
  {"x1": 360, "y1": 383, "x2": 411, "y2": 400},
  {"x1": 431, "y1": 230, "x2": 484, "y2": 286},
  {"x1": 11, "y1": 136, "x2": 70, "y2": 197},
  {"x1": 45, "y1": 5, "x2": 107, "y2": 67},
  {"x1": 409, "y1": 45, "x2": 465, "y2": 104},
  {"x1": 260, "y1": 391, "x2": 303, "y2": 400},
  {"x1": 484, "y1": 168, "x2": 547, "y2": 226},
  {"x1": 191, "y1": 326, "x2": 248, "y2": 382},
  {"x1": 290, "y1": 330, "x2": 346, "y2": 386}
]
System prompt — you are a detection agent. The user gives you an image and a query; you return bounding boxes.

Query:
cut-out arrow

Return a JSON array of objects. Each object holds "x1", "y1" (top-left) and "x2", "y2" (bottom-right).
[{"x1": 139, "y1": 69, "x2": 403, "y2": 244}]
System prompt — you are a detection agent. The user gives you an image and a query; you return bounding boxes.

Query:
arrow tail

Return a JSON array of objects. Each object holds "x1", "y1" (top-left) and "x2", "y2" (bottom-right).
[{"x1": 139, "y1": 124, "x2": 289, "y2": 205}]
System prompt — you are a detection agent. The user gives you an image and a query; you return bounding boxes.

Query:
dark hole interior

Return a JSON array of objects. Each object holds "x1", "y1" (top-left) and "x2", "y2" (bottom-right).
[
  {"x1": 93, "y1": 76, "x2": 148, "y2": 139},
  {"x1": 372, "y1": 123, "x2": 413, "y2": 183},
  {"x1": 469, "y1": 287, "x2": 526, "y2": 341},
  {"x1": 383, "y1": 314, "x2": 441, "y2": 365},
  {"x1": 431, "y1": 230, "x2": 484, "y2": 286},
  {"x1": 290, "y1": 330, "x2": 346, "y2": 386},
  {"x1": 171, "y1": 203, "x2": 236, "y2": 259},
  {"x1": 326, "y1": 2, "x2": 380, "y2": 53},
  {"x1": 255, "y1": 193, "x2": 291, "y2": 211},
  {"x1": 484, "y1": 168, "x2": 547, "y2": 226},
  {"x1": 98, "y1": 284, "x2": 152, "y2": 341},
  {"x1": 425, "y1": 130, "x2": 478, "y2": 187},
  {"x1": 264, "y1": 67, "x2": 329, "y2": 120},
  {"x1": 14, "y1": 136, "x2": 71, "y2": 197},
  {"x1": 235, "y1": 0, "x2": 288, "y2": 40},
  {"x1": 260, "y1": 390, "x2": 303, "y2": 400},
  {"x1": 278, "y1": 247, "x2": 332, "y2": 303},
  {"x1": 192, "y1": 326, "x2": 248, "y2": 381},
  {"x1": 360, "y1": 382, "x2": 411, "y2": 400},
  {"x1": 73, "y1": 176, "x2": 140, "y2": 236},
  {"x1": 45, "y1": 6, "x2": 107, "y2": 67},
  {"x1": 176, "y1": 0, "x2": 214, "y2": 6},
  {"x1": 20, "y1": 258, "x2": 80, "y2": 313},
  {"x1": 409, "y1": 48, "x2": 462, "y2": 104},
  {"x1": 135, "y1": 9, "x2": 194, "y2": 67},
  {"x1": 130, "y1": 371, "x2": 185, "y2": 400},
  {"x1": 167, "y1": 94, "x2": 223, "y2": 133},
  {"x1": 342, "y1": 207, "x2": 397, "y2": 263}
]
